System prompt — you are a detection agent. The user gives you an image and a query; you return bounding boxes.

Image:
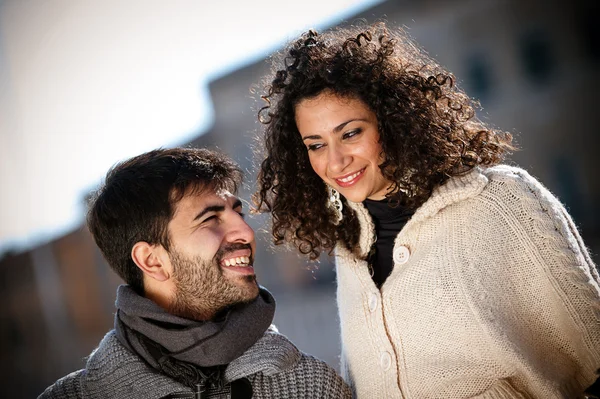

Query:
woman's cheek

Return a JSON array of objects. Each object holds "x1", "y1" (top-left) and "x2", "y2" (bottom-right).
[
  {"x1": 308, "y1": 157, "x2": 324, "y2": 178},
  {"x1": 317, "y1": 164, "x2": 329, "y2": 181}
]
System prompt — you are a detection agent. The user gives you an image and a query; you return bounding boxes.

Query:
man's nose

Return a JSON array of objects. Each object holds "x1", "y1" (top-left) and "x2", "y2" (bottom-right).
[{"x1": 225, "y1": 212, "x2": 255, "y2": 244}]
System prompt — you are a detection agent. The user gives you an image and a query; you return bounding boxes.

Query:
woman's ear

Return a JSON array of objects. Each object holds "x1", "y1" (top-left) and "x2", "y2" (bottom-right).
[{"x1": 131, "y1": 242, "x2": 170, "y2": 282}]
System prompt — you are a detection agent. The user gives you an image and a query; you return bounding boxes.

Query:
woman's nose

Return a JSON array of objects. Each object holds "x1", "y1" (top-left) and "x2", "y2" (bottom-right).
[{"x1": 327, "y1": 145, "x2": 349, "y2": 174}]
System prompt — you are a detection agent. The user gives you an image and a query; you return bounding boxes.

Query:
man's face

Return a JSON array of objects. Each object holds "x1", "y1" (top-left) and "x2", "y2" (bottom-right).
[{"x1": 164, "y1": 189, "x2": 259, "y2": 320}]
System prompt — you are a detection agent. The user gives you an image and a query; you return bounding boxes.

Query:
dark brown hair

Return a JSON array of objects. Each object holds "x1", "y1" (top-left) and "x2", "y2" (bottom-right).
[
  {"x1": 87, "y1": 147, "x2": 242, "y2": 294},
  {"x1": 254, "y1": 22, "x2": 514, "y2": 260}
]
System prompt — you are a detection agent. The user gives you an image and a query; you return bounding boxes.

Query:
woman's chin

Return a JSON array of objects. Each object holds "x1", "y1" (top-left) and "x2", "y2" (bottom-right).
[{"x1": 339, "y1": 190, "x2": 368, "y2": 203}]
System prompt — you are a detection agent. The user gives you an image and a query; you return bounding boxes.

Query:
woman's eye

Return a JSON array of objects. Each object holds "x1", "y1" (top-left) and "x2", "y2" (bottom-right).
[
  {"x1": 342, "y1": 129, "x2": 362, "y2": 140},
  {"x1": 307, "y1": 143, "x2": 324, "y2": 151}
]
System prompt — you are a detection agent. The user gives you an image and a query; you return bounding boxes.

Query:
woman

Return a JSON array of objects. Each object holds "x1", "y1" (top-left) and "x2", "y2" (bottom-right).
[{"x1": 253, "y1": 22, "x2": 600, "y2": 398}]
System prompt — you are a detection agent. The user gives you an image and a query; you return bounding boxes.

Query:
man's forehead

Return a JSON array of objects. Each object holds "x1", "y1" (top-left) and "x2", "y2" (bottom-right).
[
  {"x1": 173, "y1": 189, "x2": 238, "y2": 216},
  {"x1": 215, "y1": 189, "x2": 237, "y2": 201}
]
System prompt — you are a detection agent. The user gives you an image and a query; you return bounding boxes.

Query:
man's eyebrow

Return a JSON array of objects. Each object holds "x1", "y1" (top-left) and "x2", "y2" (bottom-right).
[
  {"x1": 301, "y1": 118, "x2": 367, "y2": 141},
  {"x1": 193, "y1": 205, "x2": 225, "y2": 221}
]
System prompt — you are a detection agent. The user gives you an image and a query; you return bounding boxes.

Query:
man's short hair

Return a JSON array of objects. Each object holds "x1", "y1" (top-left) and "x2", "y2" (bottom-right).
[{"x1": 87, "y1": 147, "x2": 242, "y2": 295}]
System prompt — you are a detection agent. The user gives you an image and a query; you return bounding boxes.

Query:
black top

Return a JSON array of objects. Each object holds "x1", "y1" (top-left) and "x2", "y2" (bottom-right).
[{"x1": 363, "y1": 198, "x2": 414, "y2": 289}]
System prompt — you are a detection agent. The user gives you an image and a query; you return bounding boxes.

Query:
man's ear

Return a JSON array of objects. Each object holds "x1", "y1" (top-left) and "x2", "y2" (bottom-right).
[{"x1": 131, "y1": 242, "x2": 170, "y2": 282}]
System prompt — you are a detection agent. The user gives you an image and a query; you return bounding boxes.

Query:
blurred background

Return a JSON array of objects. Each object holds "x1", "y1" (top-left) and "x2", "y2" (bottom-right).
[{"x1": 0, "y1": 0, "x2": 598, "y2": 396}]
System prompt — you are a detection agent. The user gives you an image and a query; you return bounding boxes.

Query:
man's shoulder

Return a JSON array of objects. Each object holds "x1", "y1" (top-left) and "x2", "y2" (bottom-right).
[
  {"x1": 252, "y1": 350, "x2": 352, "y2": 398},
  {"x1": 38, "y1": 369, "x2": 85, "y2": 399},
  {"x1": 83, "y1": 329, "x2": 153, "y2": 377},
  {"x1": 226, "y1": 327, "x2": 302, "y2": 378},
  {"x1": 40, "y1": 330, "x2": 188, "y2": 399},
  {"x1": 233, "y1": 328, "x2": 351, "y2": 398},
  {"x1": 38, "y1": 332, "x2": 127, "y2": 399},
  {"x1": 86, "y1": 330, "x2": 136, "y2": 366}
]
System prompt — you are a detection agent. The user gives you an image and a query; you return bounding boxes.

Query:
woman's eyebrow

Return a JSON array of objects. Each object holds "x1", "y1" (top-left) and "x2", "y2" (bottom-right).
[
  {"x1": 302, "y1": 134, "x2": 322, "y2": 141},
  {"x1": 302, "y1": 118, "x2": 367, "y2": 141},
  {"x1": 333, "y1": 118, "x2": 366, "y2": 133}
]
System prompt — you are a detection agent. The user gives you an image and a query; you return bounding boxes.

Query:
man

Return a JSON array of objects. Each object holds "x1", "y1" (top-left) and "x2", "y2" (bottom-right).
[{"x1": 39, "y1": 148, "x2": 351, "y2": 399}]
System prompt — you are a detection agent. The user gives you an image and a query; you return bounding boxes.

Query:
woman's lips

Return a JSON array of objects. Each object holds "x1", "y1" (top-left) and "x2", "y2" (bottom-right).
[{"x1": 334, "y1": 168, "x2": 365, "y2": 188}]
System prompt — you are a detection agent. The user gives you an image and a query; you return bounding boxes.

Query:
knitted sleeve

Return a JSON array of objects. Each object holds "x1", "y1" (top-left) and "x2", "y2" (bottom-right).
[
  {"x1": 37, "y1": 369, "x2": 84, "y2": 399},
  {"x1": 463, "y1": 166, "x2": 600, "y2": 396},
  {"x1": 250, "y1": 353, "x2": 352, "y2": 398}
]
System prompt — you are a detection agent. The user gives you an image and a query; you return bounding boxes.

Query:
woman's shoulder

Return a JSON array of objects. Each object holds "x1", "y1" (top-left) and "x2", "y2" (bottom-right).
[
  {"x1": 481, "y1": 164, "x2": 543, "y2": 188},
  {"x1": 460, "y1": 164, "x2": 544, "y2": 194},
  {"x1": 478, "y1": 164, "x2": 566, "y2": 215},
  {"x1": 427, "y1": 164, "x2": 574, "y2": 241},
  {"x1": 469, "y1": 165, "x2": 595, "y2": 270}
]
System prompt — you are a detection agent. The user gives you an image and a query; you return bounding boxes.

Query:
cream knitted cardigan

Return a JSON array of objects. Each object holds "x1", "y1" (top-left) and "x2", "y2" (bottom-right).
[{"x1": 335, "y1": 165, "x2": 600, "y2": 398}]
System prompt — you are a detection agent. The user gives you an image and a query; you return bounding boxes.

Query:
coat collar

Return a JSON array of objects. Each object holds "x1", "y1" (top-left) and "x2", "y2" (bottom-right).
[
  {"x1": 345, "y1": 167, "x2": 489, "y2": 258},
  {"x1": 82, "y1": 327, "x2": 301, "y2": 397}
]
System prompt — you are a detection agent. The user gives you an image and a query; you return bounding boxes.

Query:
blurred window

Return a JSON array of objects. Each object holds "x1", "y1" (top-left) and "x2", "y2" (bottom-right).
[
  {"x1": 519, "y1": 29, "x2": 556, "y2": 85},
  {"x1": 465, "y1": 52, "x2": 493, "y2": 104},
  {"x1": 578, "y1": 5, "x2": 599, "y2": 62}
]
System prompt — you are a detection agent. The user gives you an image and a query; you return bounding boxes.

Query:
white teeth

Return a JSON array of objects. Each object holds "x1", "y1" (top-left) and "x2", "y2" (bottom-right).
[
  {"x1": 338, "y1": 170, "x2": 361, "y2": 183},
  {"x1": 223, "y1": 256, "x2": 250, "y2": 267}
]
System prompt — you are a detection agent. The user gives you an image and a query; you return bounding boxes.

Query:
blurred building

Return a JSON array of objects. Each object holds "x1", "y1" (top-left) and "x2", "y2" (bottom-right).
[{"x1": 1, "y1": 0, "x2": 598, "y2": 396}]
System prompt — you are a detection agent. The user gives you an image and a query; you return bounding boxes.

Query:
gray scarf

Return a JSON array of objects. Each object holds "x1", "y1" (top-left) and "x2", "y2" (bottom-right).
[{"x1": 114, "y1": 284, "x2": 275, "y2": 391}]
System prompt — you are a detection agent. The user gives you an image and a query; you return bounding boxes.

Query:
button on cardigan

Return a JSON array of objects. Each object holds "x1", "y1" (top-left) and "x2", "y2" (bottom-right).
[{"x1": 335, "y1": 165, "x2": 600, "y2": 398}]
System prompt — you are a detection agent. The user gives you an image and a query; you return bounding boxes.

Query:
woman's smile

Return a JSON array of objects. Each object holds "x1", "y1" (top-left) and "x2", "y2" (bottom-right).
[
  {"x1": 295, "y1": 90, "x2": 392, "y2": 202},
  {"x1": 333, "y1": 167, "x2": 365, "y2": 187}
]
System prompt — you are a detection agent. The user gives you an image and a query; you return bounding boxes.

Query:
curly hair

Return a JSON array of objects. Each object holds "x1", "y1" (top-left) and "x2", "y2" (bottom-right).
[{"x1": 253, "y1": 22, "x2": 514, "y2": 261}]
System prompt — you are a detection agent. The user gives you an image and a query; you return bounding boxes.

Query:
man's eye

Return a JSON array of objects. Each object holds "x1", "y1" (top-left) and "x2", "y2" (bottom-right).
[
  {"x1": 203, "y1": 215, "x2": 218, "y2": 223},
  {"x1": 234, "y1": 206, "x2": 246, "y2": 219}
]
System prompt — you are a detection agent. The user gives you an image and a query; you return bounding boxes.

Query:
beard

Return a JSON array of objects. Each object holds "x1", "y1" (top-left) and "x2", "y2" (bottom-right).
[{"x1": 167, "y1": 243, "x2": 259, "y2": 321}]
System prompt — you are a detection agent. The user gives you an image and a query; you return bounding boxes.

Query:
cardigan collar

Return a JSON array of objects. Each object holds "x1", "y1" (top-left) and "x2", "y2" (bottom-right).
[{"x1": 345, "y1": 167, "x2": 489, "y2": 258}]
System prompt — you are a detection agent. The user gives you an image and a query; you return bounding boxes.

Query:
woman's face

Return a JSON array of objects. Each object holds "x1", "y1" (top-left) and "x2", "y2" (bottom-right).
[{"x1": 295, "y1": 91, "x2": 392, "y2": 202}]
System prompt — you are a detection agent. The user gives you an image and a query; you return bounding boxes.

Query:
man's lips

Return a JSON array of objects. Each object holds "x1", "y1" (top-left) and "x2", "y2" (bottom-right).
[
  {"x1": 333, "y1": 168, "x2": 365, "y2": 188},
  {"x1": 221, "y1": 263, "x2": 255, "y2": 276}
]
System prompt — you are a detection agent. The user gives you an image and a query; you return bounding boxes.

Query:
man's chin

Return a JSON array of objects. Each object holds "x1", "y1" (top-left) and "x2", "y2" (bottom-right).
[
  {"x1": 241, "y1": 277, "x2": 260, "y2": 301},
  {"x1": 216, "y1": 282, "x2": 260, "y2": 316}
]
